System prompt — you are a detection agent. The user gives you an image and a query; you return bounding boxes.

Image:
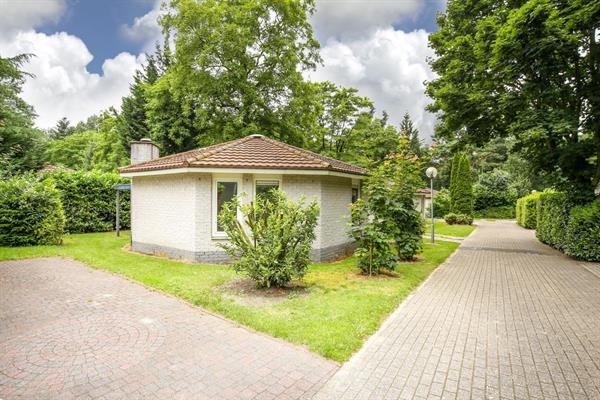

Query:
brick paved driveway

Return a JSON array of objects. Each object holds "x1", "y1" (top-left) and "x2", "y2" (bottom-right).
[
  {"x1": 0, "y1": 258, "x2": 337, "y2": 399},
  {"x1": 315, "y1": 220, "x2": 600, "y2": 400}
]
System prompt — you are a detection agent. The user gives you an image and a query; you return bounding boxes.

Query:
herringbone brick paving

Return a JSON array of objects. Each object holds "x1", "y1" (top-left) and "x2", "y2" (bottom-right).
[
  {"x1": 0, "y1": 258, "x2": 337, "y2": 399},
  {"x1": 315, "y1": 220, "x2": 600, "y2": 400}
]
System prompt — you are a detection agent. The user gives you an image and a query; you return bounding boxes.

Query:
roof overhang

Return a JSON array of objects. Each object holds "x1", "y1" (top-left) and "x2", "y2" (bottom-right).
[{"x1": 120, "y1": 167, "x2": 366, "y2": 180}]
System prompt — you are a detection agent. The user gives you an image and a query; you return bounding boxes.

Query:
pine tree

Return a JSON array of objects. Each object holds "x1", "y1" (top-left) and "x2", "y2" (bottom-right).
[
  {"x1": 49, "y1": 117, "x2": 74, "y2": 140},
  {"x1": 398, "y1": 112, "x2": 421, "y2": 156}
]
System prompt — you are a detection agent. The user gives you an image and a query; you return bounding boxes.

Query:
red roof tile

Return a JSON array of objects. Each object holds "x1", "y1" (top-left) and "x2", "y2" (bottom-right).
[{"x1": 119, "y1": 135, "x2": 367, "y2": 176}]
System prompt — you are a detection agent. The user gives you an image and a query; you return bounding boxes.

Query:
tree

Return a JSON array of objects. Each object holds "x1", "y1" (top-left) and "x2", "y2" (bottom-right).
[
  {"x1": 427, "y1": 0, "x2": 600, "y2": 203},
  {"x1": 451, "y1": 154, "x2": 474, "y2": 216},
  {"x1": 49, "y1": 117, "x2": 74, "y2": 139},
  {"x1": 448, "y1": 152, "x2": 462, "y2": 207},
  {"x1": 399, "y1": 112, "x2": 421, "y2": 156},
  {"x1": 0, "y1": 53, "x2": 47, "y2": 176},
  {"x1": 349, "y1": 113, "x2": 400, "y2": 168},
  {"x1": 155, "y1": 0, "x2": 321, "y2": 148}
]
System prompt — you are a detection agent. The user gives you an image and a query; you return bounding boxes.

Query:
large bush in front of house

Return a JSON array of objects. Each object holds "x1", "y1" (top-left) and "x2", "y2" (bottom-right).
[
  {"x1": 218, "y1": 190, "x2": 319, "y2": 288},
  {"x1": 350, "y1": 140, "x2": 424, "y2": 273},
  {"x1": 0, "y1": 175, "x2": 65, "y2": 246},
  {"x1": 42, "y1": 170, "x2": 130, "y2": 233},
  {"x1": 564, "y1": 199, "x2": 600, "y2": 261},
  {"x1": 431, "y1": 188, "x2": 450, "y2": 218}
]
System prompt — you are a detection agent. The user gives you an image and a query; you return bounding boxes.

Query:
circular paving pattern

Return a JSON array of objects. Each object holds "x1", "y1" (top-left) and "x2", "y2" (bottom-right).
[{"x1": 0, "y1": 312, "x2": 165, "y2": 390}]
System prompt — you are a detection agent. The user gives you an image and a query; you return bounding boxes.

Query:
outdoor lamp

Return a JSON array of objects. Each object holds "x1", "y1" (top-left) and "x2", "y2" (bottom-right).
[{"x1": 425, "y1": 167, "x2": 438, "y2": 244}]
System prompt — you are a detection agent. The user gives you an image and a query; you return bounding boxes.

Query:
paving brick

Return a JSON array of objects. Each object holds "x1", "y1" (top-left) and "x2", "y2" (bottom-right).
[
  {"x1": 315, "y1": 221, "x2": 600, "y2": 399},
  {"x1": 0, "y1": 258, "x2": 337, "y2": 399}
]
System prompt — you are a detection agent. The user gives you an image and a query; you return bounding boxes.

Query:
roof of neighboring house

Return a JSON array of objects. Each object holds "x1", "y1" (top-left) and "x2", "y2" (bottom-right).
[
  {"x1": 415, "y1": 188, "x2": 438, "y2": 197},
  {"x1": 119, "y1": 134, "x2": 367, "y2": 176}
]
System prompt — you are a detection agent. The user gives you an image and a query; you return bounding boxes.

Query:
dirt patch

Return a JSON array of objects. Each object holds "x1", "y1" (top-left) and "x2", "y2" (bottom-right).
[{"x1": 218, "y1": 278, "x2": 309, "y2": 307}]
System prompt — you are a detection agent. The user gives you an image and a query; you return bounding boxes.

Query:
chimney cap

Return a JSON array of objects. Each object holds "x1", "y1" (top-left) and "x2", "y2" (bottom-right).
[
  {"x1": 249, "y1": 134, "x2": 264, "y2": 138},
  {"x1": 131, "y1": 138, "x2": 157, "y2": 145}
]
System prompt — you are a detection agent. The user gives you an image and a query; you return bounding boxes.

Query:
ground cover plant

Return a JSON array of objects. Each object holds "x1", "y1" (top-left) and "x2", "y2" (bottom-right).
[{"x1": 0, "y1": 231, "x2": 458, "y2": 362}]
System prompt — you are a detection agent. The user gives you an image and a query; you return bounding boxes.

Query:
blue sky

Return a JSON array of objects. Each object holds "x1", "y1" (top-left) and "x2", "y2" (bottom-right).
[{"x1": 1, "y1": 0, "x2": 445, "y2": 138}]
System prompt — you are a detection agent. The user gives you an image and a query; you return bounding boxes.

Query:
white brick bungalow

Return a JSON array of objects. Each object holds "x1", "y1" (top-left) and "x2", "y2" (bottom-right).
[{"x1": 119, "y1": 135, "x2": 367, "y2": 263}]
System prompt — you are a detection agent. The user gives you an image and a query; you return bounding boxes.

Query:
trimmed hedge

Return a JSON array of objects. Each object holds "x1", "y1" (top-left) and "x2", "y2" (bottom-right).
[
  {"x1": 0, "y1": 176, "x2": 65, "y2": 246},
  {"x1": 564, "y1": 199, "x2": 600, "y2": 261},
  {"x1": 43, "y1": 171, "x2": 130, "y2": 233},
  {"x1": 474, "y1": 205, "x2": 515, "y2": 219},
  {"x1": 516, "y1": 192, "x2": 540, "y2": 229},
  {"x1": 444, "y1": 213, "x2": 473, "y2": 225},
  {"x1": 536, "y1": 191, "x2": 570, "y2": 250}
]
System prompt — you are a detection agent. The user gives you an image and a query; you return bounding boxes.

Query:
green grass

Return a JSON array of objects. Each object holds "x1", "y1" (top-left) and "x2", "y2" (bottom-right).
[
  {"x1": 0, "y1": 232, "x2": 458, "y2": 362},
  {"x1": 425, "y1": 220, "x2": 476, "y2": 238}
]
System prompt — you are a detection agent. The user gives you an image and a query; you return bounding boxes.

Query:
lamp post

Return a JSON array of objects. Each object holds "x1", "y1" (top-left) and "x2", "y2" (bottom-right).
[{"x1": 426, "y1": 167, "x2": 438, "y2": 244}]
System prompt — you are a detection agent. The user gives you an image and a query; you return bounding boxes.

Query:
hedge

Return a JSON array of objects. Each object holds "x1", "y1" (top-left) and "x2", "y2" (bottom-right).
[
  {"x1": 474, "y1": 205, "x2": 515, "y2": 219},
  {"x1": 516, "y1": 192, "x2": 540, "y2": 229},
  {"x1": 43, "y1": 171, "x2": 130, "y2": 233},
  {"x1": 0, "y1": 176, "x2": 65, "y2": 246},
  {"x1": 564, "y1": 199, "x2": 600, "y2": 261},
  {"x1": 536, "y1": 191, "x2": 570, "y2": 251}
]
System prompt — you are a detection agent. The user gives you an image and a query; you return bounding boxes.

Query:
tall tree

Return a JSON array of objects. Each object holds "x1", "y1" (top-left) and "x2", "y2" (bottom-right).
[
  {"x1": 427, "y1": 0, "x2": 600, "y2": 202},
  {"x1": 154, "y1": 0, "x2": 321, "y2": 149},
  {"x1": 49, "y1": 117, "x2": 74, "y2": 139},
  {"x1": 399, "y1": 112, "x2": 421, "y2": 156},
  {"x1": 0, "y1": 53, "x2": 46, "y2": 176},
  {"x1": 451, "y1": 154, "x2": 474, "y2": 216}
]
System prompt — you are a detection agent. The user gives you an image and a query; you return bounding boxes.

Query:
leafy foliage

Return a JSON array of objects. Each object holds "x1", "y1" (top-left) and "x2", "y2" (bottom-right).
[
  {"x1": 432, "y1": 188, "x2": 450, "y2": 218},
  {"x1": 565, "y1": 199, "x2": 600, "y2": 261},
  {"x1": 536, "y1": 191, "x2": 570, "y2": 250},
  {"x1": 450, "y1": 153, "x2": 474, "y2": 216},
  {"x1": 43, "y1": 171, "x2": 130, "y2": 233},
  {"x1": 0, "y1": 175, "x2": 65, "y2": 246},
  {"x1": 444, "y1": 213, "x2": 473, "y2": 225},
  {"x1": 474, "y1": 170, "x2": 517, "y2": 210},
  {"x1": 516, "y1": 192, "x2": 540, "y2": 229},
  {"x1": 218, "y1": 190, "x2": 319, "y2": 288},
  {"x1": 427, "y1": 0, "x2": 600, "y2": 201},
  {"x1": 474, "y1": 205, "x2": 515, "y2": 219}
]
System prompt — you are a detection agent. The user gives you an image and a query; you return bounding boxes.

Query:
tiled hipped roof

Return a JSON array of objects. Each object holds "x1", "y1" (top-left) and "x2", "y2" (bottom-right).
[{"x1": 119, "y1": 135, "x2": 367, "y2": 176}]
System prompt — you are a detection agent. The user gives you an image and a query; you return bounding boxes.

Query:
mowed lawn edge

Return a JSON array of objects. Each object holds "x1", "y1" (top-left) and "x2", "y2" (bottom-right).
[
  {"x1": 0, "y1": 232, "x2": 459, "y2": 362},
  {"x1": 425, "y1": 220, "x2": 477, "y2": 238}
]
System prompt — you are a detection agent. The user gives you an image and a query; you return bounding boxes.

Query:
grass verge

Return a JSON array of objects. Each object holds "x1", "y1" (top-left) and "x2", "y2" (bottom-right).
[
  {"x1": 425, "y1": 220, "x2": 476, "y2": 238},
  {"x1": 0, "y1": 231, "x2": 458, "y2": 362}
]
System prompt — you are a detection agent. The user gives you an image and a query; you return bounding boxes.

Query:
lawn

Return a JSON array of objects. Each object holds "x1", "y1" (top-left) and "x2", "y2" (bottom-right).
[
  {"x1": 425, "y1": 220, "x2": 476, "y2": 238},
  {"x1": 0, "y1": 232, "x2": 458, "y2": 362}
]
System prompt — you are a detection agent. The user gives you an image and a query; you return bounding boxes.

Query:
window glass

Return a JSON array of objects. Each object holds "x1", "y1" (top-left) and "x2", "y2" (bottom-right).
[
  {"x1": 216, "y1": 181, "x2": 237, "y2": 231},
  {"x1": 352, "y1": 186, "x2": 359, "y2": 203},
  {"x1": 255, "y1": 180, "x2": 279, "y2": 202}
]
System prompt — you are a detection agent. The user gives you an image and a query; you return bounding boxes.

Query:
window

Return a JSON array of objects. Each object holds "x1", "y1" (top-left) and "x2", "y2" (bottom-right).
[
  {"x1": 255, "y1": 179, "x2": 279, "y2": 202},
  {"x1": 215, "y1": 181, "x2": 238, "y2": 233},
  {"x1": 352, "y1": 185, "x2": 360, "y2": 203}
]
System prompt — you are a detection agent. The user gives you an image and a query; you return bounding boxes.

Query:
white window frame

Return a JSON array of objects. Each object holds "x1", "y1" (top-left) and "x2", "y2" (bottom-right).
[
  {"x1": 253, "y1": 175, "x2": 281, "y2": 201},
  {"x1": 212, "y1": 174, "x2": 242, "y2": 238}
]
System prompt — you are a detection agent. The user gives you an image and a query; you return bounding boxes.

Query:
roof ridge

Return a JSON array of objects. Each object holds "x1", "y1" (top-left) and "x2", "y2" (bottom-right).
[
  {"x1": 186, "y1": 136, "x2": 253, "y2": 165},
  {"x1": 259, "y1": 136, "x2": 331, "y2": 168}
]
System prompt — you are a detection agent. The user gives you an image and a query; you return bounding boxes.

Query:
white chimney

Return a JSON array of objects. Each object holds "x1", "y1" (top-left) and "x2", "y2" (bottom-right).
[{"x1": 130, "y1": 138, "x2": 160, "y2": 164}]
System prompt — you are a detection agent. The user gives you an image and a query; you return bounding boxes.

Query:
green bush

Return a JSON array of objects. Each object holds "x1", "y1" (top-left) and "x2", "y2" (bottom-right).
[
  {"x1": 517, "y1": 192, "x2": 541, "y2": 229},
  {"x1": 564, "y1": 199, "x2": 600, "y2": 261},
  {"x1": 516, "y1": 197, "x2": 523, "y2": 225},
  {"x1": 450, "y1": 153, "x2": 474, "y2": 216},
  {"x1": 473, "y1": 170, "x2": 517, "y2": 210},
  {"x1": 0, "y1": 175, "x2": 65, "y2": 246},
  {"x1": 536, "y1": 191, "x2": 570, "y2": 250},
  {"x1": 218, "y1": 190, "x2": 319, "y2": 288},
  {"x1": 444, "y1": 213, "x2": 473, "y2": 225},
  {"x1": 350, "y1": 199, "x2": 397, "y2": 275},
  {"x1": 43, "y1": 170, "x2": 130, "y2": 233},
  {"x1": 431, "y1": 188, "x2": 450, "y2": 218},
  {"x1": 474, "y1": 205, "x2": 515, "y2": 219}
]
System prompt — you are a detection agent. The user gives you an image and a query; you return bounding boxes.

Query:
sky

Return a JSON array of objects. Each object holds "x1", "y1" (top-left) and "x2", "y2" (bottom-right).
[{"x1": 0, "y1": 0, "x2": 446, "y2": 140}]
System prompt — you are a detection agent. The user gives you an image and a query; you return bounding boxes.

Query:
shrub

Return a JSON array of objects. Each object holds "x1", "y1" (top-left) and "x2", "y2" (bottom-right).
[
  {"x1": 0, "y1": 175, "x2": 65, "y2": 246},
  {"x1": 564, "y1": 199, "x2": 600, "y2": 261},
  {"x1": 450, "y1": 153, "x2": 474, "y2": 216},
  {"x1": 349, "y1": 199, "x2": 397, "y2": 275},
  {"x1": 473, "y1": 170, "x2": 517, "y2": 210},
  {"x1": 474, "y1": 205, "x2": 516, "y2": 219},
  {"x1": 431, "y1": 188, "x2": 450, "y2": 218},
  {"x1": 516, "y1": 192, "x2": 540, "y2": 229},
  {"x1": 43, "y1": 170, "x2": 130, "y2": 233},
  {"x1": 218, "y1": 190, "x2": 319, "y2": 288},
  {"x1": 536, "y1": 191, "x2": 570, "y2": 250},
  {"x1": 444, "y1": 213, "x2": 473, "y2": 225}
]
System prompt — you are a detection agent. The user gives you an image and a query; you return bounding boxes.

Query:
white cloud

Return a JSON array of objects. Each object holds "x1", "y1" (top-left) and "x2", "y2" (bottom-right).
[
  {"x1": 0, "y1": 30, "x2": 145, "y2": 128},
  {"x1": 310, "y1": 28, "x2": 437, "y2": 141},
  {"x1": 0, "y1": 0, "x2": 66, "y2": 35},
  {"x1": 312, "y1": 0, "x2": 422, "y2": 40},
  {"x1": 121, "y1": 0, "x2": 163, "y2": 52}
]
